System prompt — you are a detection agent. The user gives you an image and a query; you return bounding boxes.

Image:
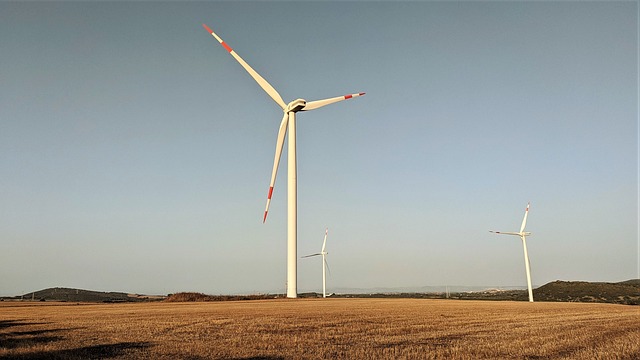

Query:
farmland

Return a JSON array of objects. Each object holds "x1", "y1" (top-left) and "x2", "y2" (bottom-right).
[{"x1": 1, "y1": 299, "x2": 638, "y2": 359}]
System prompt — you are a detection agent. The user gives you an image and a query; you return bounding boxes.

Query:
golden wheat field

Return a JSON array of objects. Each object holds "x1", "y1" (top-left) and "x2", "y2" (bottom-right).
[{"x1": 1, "y1": 298, "x2": 638, "y2": 359}]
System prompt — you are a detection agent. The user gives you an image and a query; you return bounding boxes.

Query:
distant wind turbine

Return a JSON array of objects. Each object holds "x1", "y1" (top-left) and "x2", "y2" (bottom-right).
[
  {"x1": 202, "y1": 24, "x2": 364, "y2": 298},
  {"x1": 302, "y1": 228, "x2": 330, "y2": 298},
  {"x1": 490, "y1": 202, "x2": 534, "y2": 302}
]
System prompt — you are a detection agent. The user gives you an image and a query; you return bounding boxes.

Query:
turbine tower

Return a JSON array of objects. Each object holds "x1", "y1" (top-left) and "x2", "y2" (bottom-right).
[
  {"x1": 490, "y1": 202, "x2": 534, "y2": 302},
  {"x1": 302, "y1": 228, "x2": 330, "y2": 298},
  {"x1": 203, "y1": 24, "x2": 364, "y2": 298}
]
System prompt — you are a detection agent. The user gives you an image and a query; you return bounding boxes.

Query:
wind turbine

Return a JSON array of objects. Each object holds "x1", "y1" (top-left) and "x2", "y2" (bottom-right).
[
  {"x1": 490, "y1": 202, "x2": 534, "y2": 302},
  {"x1": 202, "y1": 24, "x2": 364, "y2": 298},
  {"x1": 302, "y1": 228, "x2": 330, "y2": 298}
]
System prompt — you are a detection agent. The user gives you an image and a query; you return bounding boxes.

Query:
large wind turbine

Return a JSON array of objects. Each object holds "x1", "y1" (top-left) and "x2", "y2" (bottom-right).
[
  {"x1": 301, "y1": 228, "x2": 330, "y2": 298},
  {"x1": 203, "y1": 24, "x2": 364, "y2": 298},
  {"x1": 490, "y1": 202, "x2": 534, "y2": 302}
]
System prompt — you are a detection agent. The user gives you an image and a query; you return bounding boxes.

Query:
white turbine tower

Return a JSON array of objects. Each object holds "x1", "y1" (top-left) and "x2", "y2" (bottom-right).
[
  {"x1": 203, "y1": 24, "x2": 364, "y2": 298},
  {"x1": 302, "y1": 228, "x2": 330, "y2": 298},
  {"x1": 490, "y1": 202, "x2": 534, "y2": 302}
]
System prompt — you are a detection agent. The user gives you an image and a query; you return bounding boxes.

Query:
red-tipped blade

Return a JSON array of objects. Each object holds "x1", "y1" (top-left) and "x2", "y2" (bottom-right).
[
  {"x1": 202, "y1": 23, "x2": 286, "y2": 110},
  {"x1": 302, "y1": 92, "x2": 365, "y2": 111},
  {"x1": 263, "y1": 186, "x2": 274, "y2": 223},
  {"x1": 321, "y1": 228, "x2": 328, "y2": 253},
  {"x1": 263, "y1": 113, "x2": 289, "y2": 223}
]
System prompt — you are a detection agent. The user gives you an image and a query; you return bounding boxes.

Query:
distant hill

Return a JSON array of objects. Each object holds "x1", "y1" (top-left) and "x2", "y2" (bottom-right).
[
  {"x1": 165, "y1": 292, "x2": 276, "y2": 302},
  {"x1": 332, "y1": 280, "x2": 640, "y2": 305},
  {"x1": 3, "y1": 287, "x2": 165, "y2": 303},
  {"x1": 617, "y1": 279, "x2": 640, "y2": 287},
  {"x1": 332, "y1": 285, "x2": 526, "y2": 294},
  {"x1": 533, "y1": 280, "x2": 639, "y2": 305}
]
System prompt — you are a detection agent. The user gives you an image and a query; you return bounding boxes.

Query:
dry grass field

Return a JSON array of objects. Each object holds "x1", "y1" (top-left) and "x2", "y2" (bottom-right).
[{"x1": 1, "y1": 299, "x2": 638, "y2": 359}]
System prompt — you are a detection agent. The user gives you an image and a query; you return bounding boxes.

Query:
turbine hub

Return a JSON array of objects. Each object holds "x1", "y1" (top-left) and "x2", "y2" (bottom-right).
[{"x1": 286, "y1": 98, "x2": 307, "y2": 113}]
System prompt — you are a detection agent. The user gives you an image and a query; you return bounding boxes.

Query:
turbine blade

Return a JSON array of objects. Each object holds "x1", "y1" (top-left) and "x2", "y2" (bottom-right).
[
  {"x1": 324, "y1": 257, "x2": 332, "y2": 277},
  {"x1": 490, "y1": 231, "x2": 521, "y2": 236},
  {"x1": 202, "y1": 24, "x2": 286, "y2": 110},
  {"x1": 263, "y1": 113, "x2": 289, "y2": 223},
  {"x1": 301, "y1": 253, "x2": 321, "y2": 258},
  {"x1": 301, "y1": 92, "x2": 365, "y2": 111},
  {"x1": 520, "y1": 203, "x2": 530, "y2": 233},
  {"x1": 321, "y1": 228, "x2": 328, "y2": 253}
]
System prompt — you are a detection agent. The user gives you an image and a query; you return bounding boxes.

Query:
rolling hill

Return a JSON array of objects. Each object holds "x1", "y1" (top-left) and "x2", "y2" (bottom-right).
[
  {"x1": 5, "y1": 287, "x2": 165, "y2": 303},
  {"x1": 532, "y1": 280, "x2": 639, "y2": 305}
]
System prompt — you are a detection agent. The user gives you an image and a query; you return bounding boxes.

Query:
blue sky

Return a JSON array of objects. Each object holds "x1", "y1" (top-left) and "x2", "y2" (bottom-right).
[{"x1": 1, "y1": 1, "x2": 637, "y2": 296}]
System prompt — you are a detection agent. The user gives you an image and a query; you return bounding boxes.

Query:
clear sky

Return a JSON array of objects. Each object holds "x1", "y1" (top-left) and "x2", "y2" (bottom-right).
[{"x1": 1, "y1": 1, "x2": 637, "y2": 296}]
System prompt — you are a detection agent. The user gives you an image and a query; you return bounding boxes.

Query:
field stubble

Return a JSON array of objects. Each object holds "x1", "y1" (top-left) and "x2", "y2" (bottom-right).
[{"x1": 0, "y1": 299, "x2": 638, "y2": 359}]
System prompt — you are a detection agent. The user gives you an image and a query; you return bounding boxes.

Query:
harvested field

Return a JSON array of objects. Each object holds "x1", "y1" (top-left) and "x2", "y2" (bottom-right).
[{"x1": 0, "y1": 299, "x2": 638, "y2": 359}]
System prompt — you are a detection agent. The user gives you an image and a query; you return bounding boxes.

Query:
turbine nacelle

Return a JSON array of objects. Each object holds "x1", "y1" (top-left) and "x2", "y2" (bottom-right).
[{"x1": 286, "y1": 99, "x2": 307, "y2": 113}]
